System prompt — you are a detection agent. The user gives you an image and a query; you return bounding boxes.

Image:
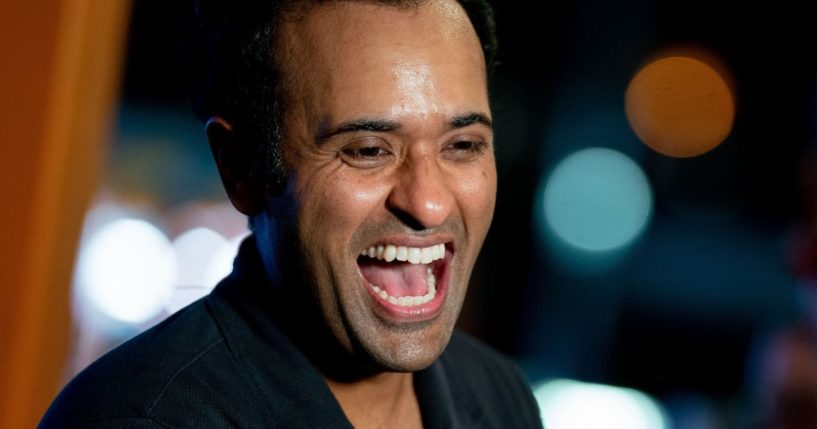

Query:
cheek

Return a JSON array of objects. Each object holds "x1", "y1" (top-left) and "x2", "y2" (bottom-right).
[
  {"x1": 297, "y1": 171, "x2": 392, "y2": 249},
  {"x1": 456, "y1": 163, "x2": 497, "y2": 225}
]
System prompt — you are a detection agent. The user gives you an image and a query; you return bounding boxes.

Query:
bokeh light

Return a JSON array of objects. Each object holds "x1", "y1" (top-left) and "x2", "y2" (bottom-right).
[
  {"x1": 76, "y1": 218, "x2": 176, "y2": 324},
  {"x1": 625, "y1": 55, "x2": 735, "y2": 158},
  {"x1": 166, "y1": 227, "x2": 228, "y2": 313},
  {"x1": 203, "y1": 233, "x2": 248, "y2": 288},
  {"x1": 173, "y1": 227, "x2": 228, "y2": 286},
  {"x1": 542, "y1": 148, "x2": 653, "y2": 253},
  {"x1": 534, "y1": 379, "x2": 670, "y2": 429}
]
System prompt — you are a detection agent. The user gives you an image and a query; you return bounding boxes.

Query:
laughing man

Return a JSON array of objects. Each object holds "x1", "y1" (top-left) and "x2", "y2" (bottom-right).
[{"x1": 41, "y1": 0, "x2": 543, "y2": 427}]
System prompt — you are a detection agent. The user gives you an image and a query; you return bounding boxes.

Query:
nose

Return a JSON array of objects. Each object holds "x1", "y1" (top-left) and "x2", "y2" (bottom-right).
[{"x1": 387, "y1": 151, "x2": 454, "y2": 231}]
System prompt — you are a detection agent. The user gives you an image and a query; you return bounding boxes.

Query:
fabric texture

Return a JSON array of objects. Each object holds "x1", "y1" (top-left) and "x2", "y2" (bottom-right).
[{"x1": 40, "y1": 237, "x2": 543, "y2": 428}]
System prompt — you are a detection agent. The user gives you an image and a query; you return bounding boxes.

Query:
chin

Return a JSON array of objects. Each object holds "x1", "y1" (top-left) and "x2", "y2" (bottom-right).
[
  {"x1": 356, "y1": 316, "x2": 457, "y2": 373},
  {"x1": 368, "y1": 347, "x2": 443, "y2": 373}
]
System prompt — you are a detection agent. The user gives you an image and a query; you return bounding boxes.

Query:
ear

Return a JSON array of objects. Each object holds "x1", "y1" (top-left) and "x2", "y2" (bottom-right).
[{"x1": 205, "y1": 117, "x2": 266, "y2": 215}]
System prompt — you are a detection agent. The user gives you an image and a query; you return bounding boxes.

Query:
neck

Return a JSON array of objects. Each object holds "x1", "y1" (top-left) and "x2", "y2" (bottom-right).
[
  {"x1": 267, "y1": 266, "x2": 424, "y2": 428},
  {"x1": 255, "y1": 230, "x2": 424, "y2": 427},
  {"x1": 326, "y1": 371, "x2": 422, "y2": 429}
]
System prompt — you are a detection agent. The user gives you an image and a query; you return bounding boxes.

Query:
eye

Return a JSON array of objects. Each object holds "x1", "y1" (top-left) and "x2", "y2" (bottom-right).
[
  {"x1": 338, "y1": 138, "x2": 394, "y2": 168},
  {"x1": 442, "y1": 138, "x2": 489, "y2": 162}
]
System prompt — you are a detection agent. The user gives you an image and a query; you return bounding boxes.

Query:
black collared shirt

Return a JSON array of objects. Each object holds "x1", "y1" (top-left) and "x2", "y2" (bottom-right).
[{"x1": 41, "y1": 237, "x2": 543, "y2": 428}]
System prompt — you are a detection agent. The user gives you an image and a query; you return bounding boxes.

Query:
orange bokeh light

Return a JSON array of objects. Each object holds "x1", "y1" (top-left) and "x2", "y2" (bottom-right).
[{"x1": 625, "y1": 55, "x2": 735, "y2": 158}]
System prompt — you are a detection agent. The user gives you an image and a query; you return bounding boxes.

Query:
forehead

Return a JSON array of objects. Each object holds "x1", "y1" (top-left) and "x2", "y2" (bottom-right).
[
  {"x1": 279, "y1": 0, "x2": 482, "y2": 63},
  {"x1": 276, "y1": 0, "x2": 488, "y2": 126}
]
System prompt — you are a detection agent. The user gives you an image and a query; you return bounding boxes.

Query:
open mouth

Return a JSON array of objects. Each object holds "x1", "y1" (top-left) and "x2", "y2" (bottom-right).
[{"x1": 357, "y1": 243, "x2": 450, "y2": 315}]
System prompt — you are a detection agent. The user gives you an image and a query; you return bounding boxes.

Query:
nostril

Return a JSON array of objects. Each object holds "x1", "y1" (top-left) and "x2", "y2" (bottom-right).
[{"x1": 389, "y1": 206, "x2": 427, "y2": 231}]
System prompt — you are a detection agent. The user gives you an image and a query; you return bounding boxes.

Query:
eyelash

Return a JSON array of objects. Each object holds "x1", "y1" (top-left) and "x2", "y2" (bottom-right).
[
  {"x1": 341, "y1": 146, "x2": 391, "y2": 160},
  {"x1": 448, "y1": 140, "x2": 488, "y2": 153},
  {"x1": 338, "y1": 138, "x2": 394, "y2": 168},
  {"x1": 442, "y1": 139, "x2": 490, "y2": 161}
]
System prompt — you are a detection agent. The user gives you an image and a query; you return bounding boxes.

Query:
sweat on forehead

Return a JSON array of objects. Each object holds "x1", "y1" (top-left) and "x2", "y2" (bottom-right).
[{"x1": 274, "y1": 0, "x2": 483, "y2": 98}]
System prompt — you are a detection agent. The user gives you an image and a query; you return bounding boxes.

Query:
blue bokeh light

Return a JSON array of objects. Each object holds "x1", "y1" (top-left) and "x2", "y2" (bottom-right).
[{"x1": 542, "y1": 147, "x2": 653, "y2": 253}]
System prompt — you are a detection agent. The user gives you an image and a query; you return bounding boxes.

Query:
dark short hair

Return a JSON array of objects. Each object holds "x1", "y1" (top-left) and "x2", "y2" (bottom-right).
[{"x1": 189, "y1": 0, "x2": 497, "y2": 190}]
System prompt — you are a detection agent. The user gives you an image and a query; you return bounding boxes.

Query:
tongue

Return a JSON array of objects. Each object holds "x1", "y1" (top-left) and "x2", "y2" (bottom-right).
[{"x1": 359, "y1": 260, "x2": 429, "y2": 297}]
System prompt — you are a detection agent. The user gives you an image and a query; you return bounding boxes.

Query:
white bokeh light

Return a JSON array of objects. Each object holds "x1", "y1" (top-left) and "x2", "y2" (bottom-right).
[
  {"x1": 534, "y1": 379, "x2": 670, "y2": 429},
  {"x1": 165, "y1": 227, "x2": 228, "y2": 314},
  {"x1": 203, "y1": 233, "x2": 248, "y2": 288},
  {"x1": 173, "y1": 227, "x2": 227, "y2": 287},
  {"x1": 76, "y1": 218, "x2": 176, "y2": 324}
]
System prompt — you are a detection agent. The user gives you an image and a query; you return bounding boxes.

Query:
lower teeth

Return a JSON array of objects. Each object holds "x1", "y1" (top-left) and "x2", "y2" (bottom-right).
[{"x1": 371, "y1": 267, "x2": 437, "y2": 307}]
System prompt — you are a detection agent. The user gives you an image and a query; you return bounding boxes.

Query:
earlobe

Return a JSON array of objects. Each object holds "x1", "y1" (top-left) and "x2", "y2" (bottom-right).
[{"x1": 205, "y1": 117, "x2": 266, "y2": 215}]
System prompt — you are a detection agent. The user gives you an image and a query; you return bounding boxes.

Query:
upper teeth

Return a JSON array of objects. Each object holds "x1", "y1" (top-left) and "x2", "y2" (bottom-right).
[{"x1": 361, "y1": 244, "x2": 445, "y2": 264}]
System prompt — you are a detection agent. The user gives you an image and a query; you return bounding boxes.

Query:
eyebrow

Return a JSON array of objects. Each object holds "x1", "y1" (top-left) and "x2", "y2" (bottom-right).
[
  {"x1": 449, "y1": 112, "x2": 493, "y2": 130},
  {"x1": 317, "y1": 119, "x2": 401, "y2": 142},
  {"x1": 316, "y1": 112, "x2": 493, "y2": 143}
]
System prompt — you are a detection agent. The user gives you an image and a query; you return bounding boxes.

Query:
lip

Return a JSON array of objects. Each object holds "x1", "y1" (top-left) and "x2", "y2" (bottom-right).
[{"x1": 359, "y1": 246, "x2": 452, "y2": 324}]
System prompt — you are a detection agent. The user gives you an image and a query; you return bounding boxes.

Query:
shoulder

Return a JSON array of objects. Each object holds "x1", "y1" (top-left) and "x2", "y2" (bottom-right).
[
  {"x1": 438, "y1": 331, "x2": 543, "y2": 428},
  {"x1": 40, "y1": 299, "x2": 249, "y2": 428}
]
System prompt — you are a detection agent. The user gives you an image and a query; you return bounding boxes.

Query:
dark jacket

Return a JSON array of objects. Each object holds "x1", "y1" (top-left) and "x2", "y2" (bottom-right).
[{"x1": 41, "y1": 238, "x2": 543, "y2": 428}]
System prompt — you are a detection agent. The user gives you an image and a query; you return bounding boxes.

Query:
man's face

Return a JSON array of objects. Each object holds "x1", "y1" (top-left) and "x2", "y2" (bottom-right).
[{"x1": 266, "y1": 0, "x2": 496, "y2": 372}]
